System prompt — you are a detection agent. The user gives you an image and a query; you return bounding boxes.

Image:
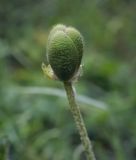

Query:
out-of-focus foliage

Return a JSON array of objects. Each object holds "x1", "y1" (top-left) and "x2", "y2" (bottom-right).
[{"x1": 0, "y1": 0, "x2": 136, "y2": 160}]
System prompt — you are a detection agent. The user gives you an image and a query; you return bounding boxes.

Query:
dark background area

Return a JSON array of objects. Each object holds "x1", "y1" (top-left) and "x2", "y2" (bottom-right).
[{"x1": 0, "y1": 0, "x2": 136, "y2": 159}]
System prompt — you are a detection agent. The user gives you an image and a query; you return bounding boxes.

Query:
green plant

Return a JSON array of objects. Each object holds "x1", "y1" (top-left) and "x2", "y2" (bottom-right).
[{"x1": 42, "y1": 24, "x2": 96, "y2": 160}]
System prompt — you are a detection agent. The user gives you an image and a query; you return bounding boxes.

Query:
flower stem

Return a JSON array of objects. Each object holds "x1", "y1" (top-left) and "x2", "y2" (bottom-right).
[{"x1": 63, "y1": 81, "x2": 96, "y2": 160}]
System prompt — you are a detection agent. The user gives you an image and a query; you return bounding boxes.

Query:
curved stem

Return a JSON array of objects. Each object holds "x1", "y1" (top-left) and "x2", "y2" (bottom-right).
[{"x1": 63, "y1": 81, "x2": 96, "y2": 160}]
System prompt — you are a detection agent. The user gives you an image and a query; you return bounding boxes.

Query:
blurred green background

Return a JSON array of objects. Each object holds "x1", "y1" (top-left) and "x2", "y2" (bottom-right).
[{"x1": 0, "y1": 0, "x2": 136, "y2": 159}]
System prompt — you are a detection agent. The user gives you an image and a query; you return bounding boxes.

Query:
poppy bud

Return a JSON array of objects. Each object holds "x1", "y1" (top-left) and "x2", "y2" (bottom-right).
[{"x1": 47, "y1": 24, "x2": 84, "y2": 81}]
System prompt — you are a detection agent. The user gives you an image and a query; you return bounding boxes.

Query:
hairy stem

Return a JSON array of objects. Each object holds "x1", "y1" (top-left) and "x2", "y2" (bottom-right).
[{"x1": 63, "y1": 81, "x2": 96, "y2": 160}]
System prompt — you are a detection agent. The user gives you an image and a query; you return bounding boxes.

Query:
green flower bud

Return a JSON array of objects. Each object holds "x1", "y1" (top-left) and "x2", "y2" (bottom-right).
[{"x1": 46, "y1": 24, "x2": 84, "y2": 81}]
